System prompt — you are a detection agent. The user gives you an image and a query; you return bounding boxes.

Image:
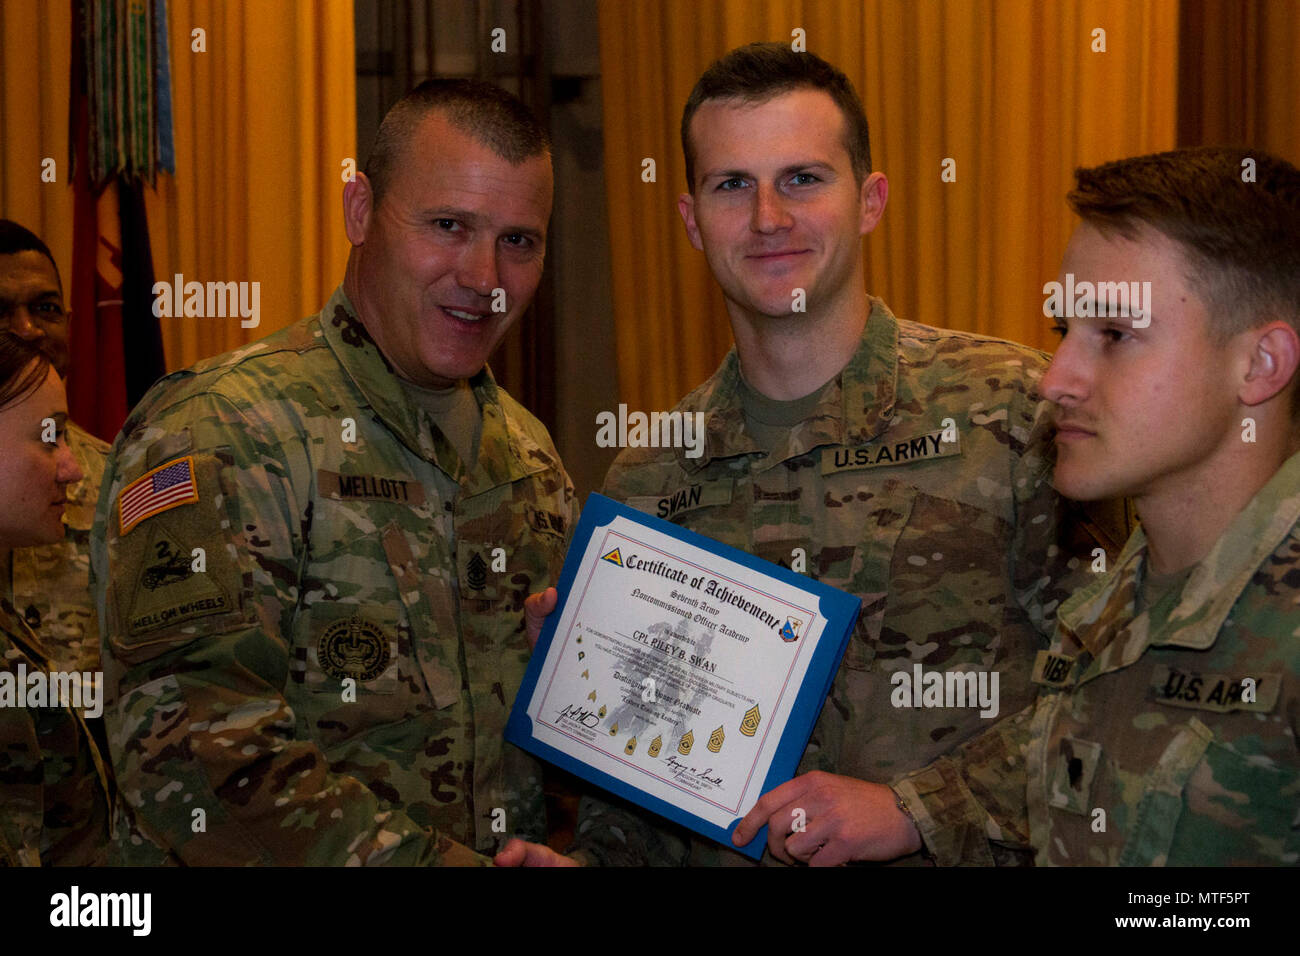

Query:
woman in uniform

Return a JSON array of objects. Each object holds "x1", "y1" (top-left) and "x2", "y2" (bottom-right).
[{"x1": 0, "y1": 331, "x2": 112, "y2": 865}]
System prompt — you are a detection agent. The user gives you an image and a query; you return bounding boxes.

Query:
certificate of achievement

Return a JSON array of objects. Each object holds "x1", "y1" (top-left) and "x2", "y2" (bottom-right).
[{"x1": 505, "y1": 493, "x2": 862, "y2": 859}]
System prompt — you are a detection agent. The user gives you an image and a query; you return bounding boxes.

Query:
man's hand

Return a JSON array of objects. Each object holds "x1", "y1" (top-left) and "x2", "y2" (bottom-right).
[
  {"x1": 523, "y1": 587, "x2": 558, "y2": 651},
  {"x1": 494, "y1": 837, "x2": 581, "y2": 867},
  {"x1": 731, "y1": 771, "x2": 923, "y2": 866}
]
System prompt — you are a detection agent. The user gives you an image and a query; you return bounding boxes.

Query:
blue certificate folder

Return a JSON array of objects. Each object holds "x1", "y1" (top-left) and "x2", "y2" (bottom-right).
[{"x1": 505, "y1": 493, "x2": 862, "y2": 861}]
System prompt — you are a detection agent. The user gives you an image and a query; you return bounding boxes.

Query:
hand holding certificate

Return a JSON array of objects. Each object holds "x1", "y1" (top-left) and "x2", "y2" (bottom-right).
[{"x1": 505, "y1": 494, "x2": 861, "y2": 859}]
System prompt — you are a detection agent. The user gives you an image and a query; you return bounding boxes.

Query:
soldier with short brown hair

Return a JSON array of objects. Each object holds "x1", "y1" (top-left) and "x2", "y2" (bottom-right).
[{"x1": 93, "y1": 79, "x2": 576, "y2": 865}]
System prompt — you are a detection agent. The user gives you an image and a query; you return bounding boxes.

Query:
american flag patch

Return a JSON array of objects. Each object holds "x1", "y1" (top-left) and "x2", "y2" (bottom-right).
[{"x1": 118, "y1": 456, "x2": 200, "y2": 535}]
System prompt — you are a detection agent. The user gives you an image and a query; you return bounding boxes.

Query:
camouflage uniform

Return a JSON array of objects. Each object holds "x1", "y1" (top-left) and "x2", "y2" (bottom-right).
[
  {"x1": 13, "y1": 422, "x2": 110, "y2": 673},
  {"x1": 572, "y1": 298, "x2": 1100, "y2": 865},
  {"x1": 92, "y1": 287, "x2": 577, "y2": 865},
  {"x1": 0, "y1": 600, "x2": 113, "y2": 866},
  {"x1": 894, "y1": 450, "x2": 1300, "y2": 865}
]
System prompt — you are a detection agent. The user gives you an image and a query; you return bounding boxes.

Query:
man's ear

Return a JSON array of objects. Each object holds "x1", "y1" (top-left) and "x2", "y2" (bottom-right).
[
  {"x1": 1240, "y1": 320, "x2": 1300, "y2": 407},
  {"x1": 858, "y1": 171, "x2": 889, "y2": 237},
  {"x1": 342, "y1": 172, "x2": 375, "y2": 247},
  {"x1": 678, "y1": 192, "x2": 704, "y2": 252}
]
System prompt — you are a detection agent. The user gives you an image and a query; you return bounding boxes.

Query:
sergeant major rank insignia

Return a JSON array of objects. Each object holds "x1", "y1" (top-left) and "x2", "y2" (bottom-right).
[
  {"x1": 318, "y1": 616, "x2": 391, "y2": 682},
  {"x1": 466, "y1": 552, "x2": 487, "y2": 591}
]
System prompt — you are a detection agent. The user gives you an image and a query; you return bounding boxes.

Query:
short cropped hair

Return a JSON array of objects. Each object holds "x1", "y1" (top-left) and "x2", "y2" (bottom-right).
[
  {"x1": 1068, "y1": 146, "x2": 1300, "y2": 341},
  {"x1": 0, "y1": 219, "x2": 62, "y2": 295},
  {"x1": 363, "y1": 78, "x2": 551, "y2": 207},
  {"x1": 681, "y1": 42, "x2": 872, "y2": 191},
  {"x1": 0, "y1": 332, "x2": 56, "y2": 411}
]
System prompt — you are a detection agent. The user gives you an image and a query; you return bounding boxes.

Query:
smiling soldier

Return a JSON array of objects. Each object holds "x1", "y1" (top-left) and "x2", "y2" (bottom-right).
[
  {"x1": 92, "y1": 80, "x2": 577, "y2": 865},
  {"x1": 498, "y1": 43, "x2": 1110, "y2": 868}
]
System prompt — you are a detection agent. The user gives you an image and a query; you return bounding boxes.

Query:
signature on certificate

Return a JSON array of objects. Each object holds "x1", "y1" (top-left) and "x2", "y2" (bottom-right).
[{"x1": 556, "y1": 704, "x2": 601, "y2": 728}]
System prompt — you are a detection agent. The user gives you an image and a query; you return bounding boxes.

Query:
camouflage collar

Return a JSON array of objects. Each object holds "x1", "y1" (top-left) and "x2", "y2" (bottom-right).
[
  {"x1": 1059, "y1": 449, "x2": 1300, "y2": 670},
  {"x1": 319, "y1": 286, "x2": 549, "y2": 488},
  {"x1": 0, "y1": 598, "x2": 51, "y2": 670},
  {"x1": 682, "y1": 296, "x2": 900, "y2": 471}
]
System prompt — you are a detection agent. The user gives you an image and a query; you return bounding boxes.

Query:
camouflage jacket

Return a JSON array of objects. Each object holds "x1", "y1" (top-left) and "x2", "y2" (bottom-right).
[
  {"x1": 572, "y1": 298, "x2": 1099, "y2": 865},
  {"x1": 13, "y1": 422, "x2": 110, "y2": 673},
  {"x1": 0, "y1": 600, "x2": 112, "y2": 866},
  {"x1": 894, "y1": 450, "x2": 1300, "y2": 866},
  {"x1": 92, "y1": 286, "x2": 577, "y2": 865}
]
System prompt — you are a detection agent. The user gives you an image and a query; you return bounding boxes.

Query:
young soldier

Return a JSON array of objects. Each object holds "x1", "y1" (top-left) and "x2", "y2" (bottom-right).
[
  {"x1": 499, "y1": 43, "x2": 1111, "y2": 867},
  {"x1": 737, "y1": 145, "x2": 1300, "y2": 865},
  {"x1": 1, "y1": 220, "x2": 111, "y2": 676}
]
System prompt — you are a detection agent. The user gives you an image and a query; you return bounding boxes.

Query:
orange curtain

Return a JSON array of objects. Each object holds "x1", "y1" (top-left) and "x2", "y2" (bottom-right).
[
  {"x1": 0, "y1": 0, "x2": 355, "y2": 374},
  {"x1": 597, "y1": 0, "x2": 1184, "y2": 416},
  {"x1": 0, "y1": 1, "x2": 76, "y2": 287},
  {"x1": 1177, "y1": 0, "x2": 1300, "y2": 156}
]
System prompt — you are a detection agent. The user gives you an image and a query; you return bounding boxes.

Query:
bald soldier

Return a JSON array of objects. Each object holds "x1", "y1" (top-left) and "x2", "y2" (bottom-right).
[
  {"x1": 92, "y1": 80, "x2": 576, "y2": 865},
  {"x1": 802, "y1": 146, "x2": 1300, "y2": 866},
  {"x1": 1, "y1": 220, "x2": 110, "y2": 676},
  {"x1": 498, "y1": 43, "x2": 1112, "y2": 867}
]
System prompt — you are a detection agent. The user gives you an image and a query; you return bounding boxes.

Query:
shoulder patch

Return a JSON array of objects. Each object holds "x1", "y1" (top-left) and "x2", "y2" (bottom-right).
[
  {"x1": 119, "y1": 456, "x2": 199, "y2": 534},
  {"x1": 107, "y1": 452, "x2": 252, "y2": 656}
]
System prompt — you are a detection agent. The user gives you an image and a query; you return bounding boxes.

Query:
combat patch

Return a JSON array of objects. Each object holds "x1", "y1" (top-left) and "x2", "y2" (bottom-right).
[
  {"x1": 317, "y1": 468, "x2": 425, "y2": 506},
  {"x1": 317, "y1": 615, "x2": 392, "y2": 682},
  {"x1": 1032, "y1": 649, "x2": 1078, "y2": 688},
  {"x1": 112, "y1": 451, "x2": 251, "y2": 648},
  {"x1": 1150, "y1": 665, "x2": 1280, "y2": 714},
  {"x1": 820, "y1": 428, "x2": 960, "y2": 476},
  {"x1": 118, "y1": 456, "x2": 199, "y2": 534},
  {"x1": 624, "y1": 480, "x2": 734, "y2": 520},
  {"x1": 128, "y1": 526, "x2": 235, "y2": 632}
]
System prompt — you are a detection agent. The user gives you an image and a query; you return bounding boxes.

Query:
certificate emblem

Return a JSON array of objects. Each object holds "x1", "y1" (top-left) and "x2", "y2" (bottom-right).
[
  {"x1": 779, "y1": 618, "x2": 802, "y2": 643},
  {"x1": 678, "y1": 730, "x2": 694, "y2": 755},
  {"x1": 601, "y1": 548, "x2": 624, "y2": 566},
  {"x1": 609, "y1": 722, "x2": 619, "y2": 735},
  {"x1": 625, "y1": 736, "x2": 637, "y2": 755},
  {"x1": 708, "y1": 726, "x2": 725, "y2": 753},
  {"x1": 740, "y1": 704, "x2": 761, "y2": 737},
  {"x1": 648, "y1": 734, "x2": 663, "y2": 757},
  {"x1": 318, "y1": 616, "x2": 390, "y2": 682}
]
